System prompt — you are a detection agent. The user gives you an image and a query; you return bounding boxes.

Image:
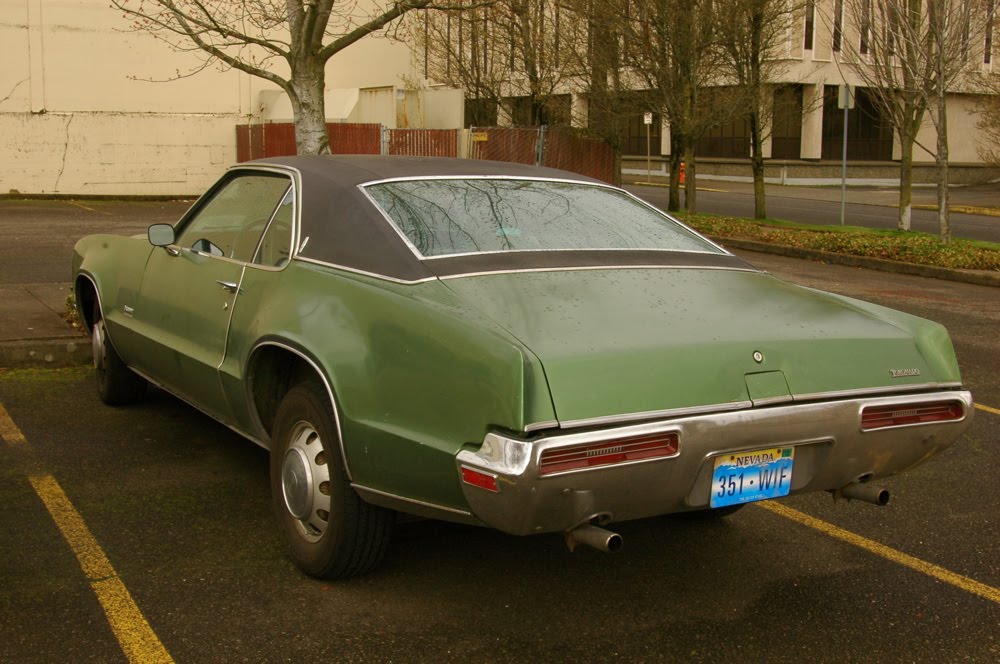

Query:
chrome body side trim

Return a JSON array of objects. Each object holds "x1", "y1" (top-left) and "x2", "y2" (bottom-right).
[
  {"x1": 456, "y1": 391, "x2": 974, "y2": 536},
  {"x1": 792, "y1": 382, "x2": 965, "y2": 403},
  {"x1": 352, "y1": 484, "x2": 479, "y2": 525},
  {"x1": 524, "y1": 420, "x2": 560, "y2": 434},
  {"x1": 246, "y1": 341, "x2": 354, "y2": 481},
  {"x1": 129, "y1": 366, "x2": 268, "y2": 449},
  {"x1": 559, "y1": 400, "x2": 754, "y2": 430},
  {"x1": 556, "y1": 383, "x2": 967, "y2": 430}
]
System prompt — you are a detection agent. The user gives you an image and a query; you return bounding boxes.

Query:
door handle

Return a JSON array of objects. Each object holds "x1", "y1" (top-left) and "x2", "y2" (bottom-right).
[{"x1": 216, "y1": 280, "x2": 239, "y2": 293}]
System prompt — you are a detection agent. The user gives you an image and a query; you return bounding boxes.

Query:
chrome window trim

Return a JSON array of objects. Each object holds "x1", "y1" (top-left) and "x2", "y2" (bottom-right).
[
  {"x1": 357, "y1": 175, "x2": 732, "y2": 261},
  {"x1": 293, "y1": 256, "x2": 439, "y2": 285},
  {"x1": 172, "y1": 166, "x2": 300, "y2": 268},
  {"x1": 438, "y1": 264, "x2": 761, "y2": 281},
  {"x1": 423, "y1": 247, "x2": 728, "y2": 261},
  {"x1": 248, "y1": 183, "x2": 297, "y2": 270},
  {"x1": 247, "y1": 340, "x2": 354, "y2": 481}
]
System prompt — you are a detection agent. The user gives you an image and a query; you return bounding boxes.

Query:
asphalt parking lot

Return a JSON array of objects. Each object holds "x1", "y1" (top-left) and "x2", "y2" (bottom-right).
[{"x1": 1, "y1": 206, "x2": 999, "y2": 662}]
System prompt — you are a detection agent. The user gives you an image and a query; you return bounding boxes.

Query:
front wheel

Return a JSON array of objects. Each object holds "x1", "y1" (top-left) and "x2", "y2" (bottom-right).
[
  {"x1": 92, "y1": 308, "x2": 146, "y2": 406},
  {"x1": 270, "y1": 381, "x2": 394, "y2": 579}
]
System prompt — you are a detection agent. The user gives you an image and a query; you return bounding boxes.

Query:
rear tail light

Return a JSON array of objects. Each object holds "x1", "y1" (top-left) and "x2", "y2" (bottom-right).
[
  {"x1": 860, "y1": 400, "x2": 965, "y2": 431},
  {"x1": 538, "y1": 431, "x2": 679, "y2": 476}
]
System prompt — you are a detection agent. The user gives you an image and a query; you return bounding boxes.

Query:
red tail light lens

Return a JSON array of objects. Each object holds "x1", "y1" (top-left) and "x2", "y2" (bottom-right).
[
  {"x1": 461, "y1": 466, "x2": 499, "y2": 492},
  {"x1": 861, "y1": 401, "x2": 964, "y2": 431},
  {"x1": 538, "y1": 432, "x2": 680, "y2": 476}
]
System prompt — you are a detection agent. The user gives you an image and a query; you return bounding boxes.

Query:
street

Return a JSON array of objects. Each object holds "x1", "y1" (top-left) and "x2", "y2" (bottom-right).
[{"x1": 1, "y1": 246, "x2": 998, "y2": 662}]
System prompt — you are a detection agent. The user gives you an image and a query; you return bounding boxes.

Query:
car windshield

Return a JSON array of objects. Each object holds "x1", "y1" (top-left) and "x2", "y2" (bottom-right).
[{"x1": 363, "y1": 178, "x2": 724, "y2": 258}]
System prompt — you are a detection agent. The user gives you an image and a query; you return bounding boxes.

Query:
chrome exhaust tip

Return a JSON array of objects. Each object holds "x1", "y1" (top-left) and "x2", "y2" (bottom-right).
[
  {"x1": 565, "y1": 524, "x2": 623, "y2": 553},
  {"x1": 838, "y1": 482, "x2": 890, "y2": 506}
]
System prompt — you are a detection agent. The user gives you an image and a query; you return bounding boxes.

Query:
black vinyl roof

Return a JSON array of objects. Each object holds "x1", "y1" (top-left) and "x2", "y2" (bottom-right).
[{"x1": 245, "y1": 155, "x2": 752, "y2": 282}]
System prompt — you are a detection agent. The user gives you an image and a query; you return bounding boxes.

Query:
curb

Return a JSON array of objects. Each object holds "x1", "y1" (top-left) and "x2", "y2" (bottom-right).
[
  {"x1": 716, "y1": 237, "x2": 1000, "y2": 288},
  {"x1": 0, "y1": 338, "x2": 92, "y2": 369}
]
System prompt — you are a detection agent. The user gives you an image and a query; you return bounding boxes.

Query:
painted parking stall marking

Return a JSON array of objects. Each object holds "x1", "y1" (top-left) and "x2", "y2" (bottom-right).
[
  {"x1": 975, "y1": 402, "x2": 1000, "y2": 416},
  {"x1": 0, "y1": 403, "x2": 26, "y2": 445},
  {"x1": 1, "y1": 402, "x2": 174, "y2": 664},
  {"x1": 760, "y1": 502, "x2": 1000, "y2": 605}
]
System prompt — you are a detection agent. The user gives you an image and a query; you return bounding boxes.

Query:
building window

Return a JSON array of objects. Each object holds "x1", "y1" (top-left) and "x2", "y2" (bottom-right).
[
  {"x1": 860, "y1": 0, "x2": 871, "y2": 55},
  {"x1": 771, "y1": 85, "x2": 804, "y2": 159},
  {"x1": 833, "y1": 0, "x2": 843, "y2": 52},
  {"x1": 987, "y1": 2, "x2": 996, "y2": 64},
  {"x1": 621, "y1": 113, "x2": 662, "y2": 156},
  {"x1": 804, "y1": 0, "x2": 815, "y2": 50},
  {"x1": 821, "y1": 86, "x2": 893, "y2": 161}
]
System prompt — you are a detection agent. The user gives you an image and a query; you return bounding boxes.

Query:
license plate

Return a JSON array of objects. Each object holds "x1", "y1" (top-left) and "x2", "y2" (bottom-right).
[{"x1": 710, "y1": 447, "x2": 794, "y2": 508}]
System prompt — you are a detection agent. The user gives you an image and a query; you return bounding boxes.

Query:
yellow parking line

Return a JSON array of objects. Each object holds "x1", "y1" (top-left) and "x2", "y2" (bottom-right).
[
  {"x1": 975, "y1": 403, "x2": 1000, "y2": 416},
  {"x1": 0, "y1": 404, "x2": 26, "y2": 445},
  {"x1": 760, "y1": 502, "x2": 1000, "y2": 605},
  {"x1": 29, "y1": 475, "x2": 174, "y2": 663}
]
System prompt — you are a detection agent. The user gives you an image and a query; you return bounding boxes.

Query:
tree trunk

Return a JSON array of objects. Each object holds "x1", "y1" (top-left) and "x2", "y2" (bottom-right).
[
  {"x1": 749, "y1": 110, "x2": 766, "y2": 219},
  {"x1": 897, "y1": 132, "x2": 915, "y2": 231},
  {"x1": 668, "y1": 133, "x2": 682, "y2": 211},
  {"x1": 935, "y1": 88, "x2": 950, "y2": 243},
  {"x1": 289, "y1": 60, "x2": 330, "y2": 155},
  {"x1": 683, "y1": 142, "x2": 697, "y2": 214}
]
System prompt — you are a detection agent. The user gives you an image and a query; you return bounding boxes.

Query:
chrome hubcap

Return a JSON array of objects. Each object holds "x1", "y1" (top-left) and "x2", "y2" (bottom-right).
[
  {"x1": 281, "y1": 422, "x2": 330, "y2": 542},
  {"x1": 92, "y1": 320, "x2": 106, "y2": 371}
]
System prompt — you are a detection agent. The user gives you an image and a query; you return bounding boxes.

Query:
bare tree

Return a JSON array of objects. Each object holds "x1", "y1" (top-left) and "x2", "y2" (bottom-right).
[
  {"x1": 621, "y1": 0, "x2": 734, "y2": 213},
  {"x1": 717, "y1": 0, "x2": 801, "y2": 219},
  {"x1": 416, "y1": 0, "x2": 582, "y2": 125},
  {"x1": 114, "y1": 0, "x2": 470, "y2": 154},
  {"x1": 839, "y1": 0, "x2": 988, "y2": 239}
]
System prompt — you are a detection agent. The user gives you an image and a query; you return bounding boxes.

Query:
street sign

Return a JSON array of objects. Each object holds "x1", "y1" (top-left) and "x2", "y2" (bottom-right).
[
  {"x1": 643, "y1": 112, "x2": 653, "y2": 125},
  {"x1": 838, "y1": 85, "x2": 855, "y2": 110}
]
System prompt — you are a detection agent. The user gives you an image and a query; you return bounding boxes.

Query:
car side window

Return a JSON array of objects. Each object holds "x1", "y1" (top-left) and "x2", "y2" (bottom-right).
[
  {"x1": 177, "y1": 173, "x2": 292, "y2": 263},
  {"x1": 253, "y1": 186, "x2": 295, "y2": 268}
]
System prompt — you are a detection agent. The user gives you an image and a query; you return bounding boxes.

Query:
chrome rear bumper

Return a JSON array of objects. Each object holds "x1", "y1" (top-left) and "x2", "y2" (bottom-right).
[{"x1": 455, "y1": 391, "x2": 974, "y2": 535}]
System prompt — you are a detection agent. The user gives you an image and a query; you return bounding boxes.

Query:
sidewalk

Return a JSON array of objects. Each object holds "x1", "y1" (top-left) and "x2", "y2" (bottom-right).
[
  {"x1": 0, "y1": 283, "x2": 90, "y2": 368},
  {"x1": 624, "y1": 176, "x2": 1000, "y2": 216}
]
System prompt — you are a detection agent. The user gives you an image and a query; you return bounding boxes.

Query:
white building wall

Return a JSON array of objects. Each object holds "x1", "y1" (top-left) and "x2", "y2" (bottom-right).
[{"x1": 0, "y1": 0, "x2": 421, "y2": 195}]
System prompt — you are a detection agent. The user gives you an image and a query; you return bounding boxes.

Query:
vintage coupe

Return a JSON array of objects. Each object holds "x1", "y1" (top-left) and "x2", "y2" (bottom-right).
[{"x1": 73, "y1": 156, "x2": 973, "y2": 578}]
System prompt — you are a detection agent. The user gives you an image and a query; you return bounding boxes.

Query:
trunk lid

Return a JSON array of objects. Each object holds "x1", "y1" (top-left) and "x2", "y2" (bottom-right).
[{"x1": 443, "y1": 268, "x2": 954, "y2": 425}]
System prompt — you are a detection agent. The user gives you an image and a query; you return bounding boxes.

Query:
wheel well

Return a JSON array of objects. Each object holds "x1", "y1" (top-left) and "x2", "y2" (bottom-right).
[
  {"x1": 248, "y1": 345, "x2": 324, "y2": 436},
  {"x1": 75, "y1": 277, "x2": 98, "y2": 331}
]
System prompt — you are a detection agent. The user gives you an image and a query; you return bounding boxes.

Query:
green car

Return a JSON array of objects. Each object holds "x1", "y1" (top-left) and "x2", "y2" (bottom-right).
[{"x1": 73, "y1": 156, "x2": 974, "y2": 578}]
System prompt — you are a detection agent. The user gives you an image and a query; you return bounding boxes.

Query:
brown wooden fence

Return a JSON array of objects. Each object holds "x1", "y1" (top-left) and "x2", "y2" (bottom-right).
[
  {"x1": 235, "y1": 123, "x2": 614, "y2": 184},
  {"x1": 236, "y1": 123, "x2": 380, "y2": 161}
]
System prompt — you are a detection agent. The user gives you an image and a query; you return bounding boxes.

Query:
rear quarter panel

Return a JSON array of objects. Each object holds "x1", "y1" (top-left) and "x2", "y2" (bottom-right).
[{"x1": 223, "y1": 260, "x2": 556, "y2": 510}]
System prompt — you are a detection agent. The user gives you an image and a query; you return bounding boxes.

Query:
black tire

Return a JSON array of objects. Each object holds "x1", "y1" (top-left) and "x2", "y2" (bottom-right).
[
  {"x1": 675, "y1": 504, "x2": 746, "y2": 520},
  {"x1": 92, "y1": 305, "x2": 147, "y2": 406},
  {"x1": 270, "y1": 380, "x2": 394, "y2": 579}
]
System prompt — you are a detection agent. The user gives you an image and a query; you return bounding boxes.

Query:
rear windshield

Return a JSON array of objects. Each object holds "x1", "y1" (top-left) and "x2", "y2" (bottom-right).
[{"x1": 363, "y1": 178, "x2": 724, "y2": 258}]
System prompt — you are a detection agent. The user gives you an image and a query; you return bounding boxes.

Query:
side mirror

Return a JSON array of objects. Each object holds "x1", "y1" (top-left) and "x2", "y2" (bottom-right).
[{"x1": 148, "y1": 224, "x2": 176, "y2": 248}]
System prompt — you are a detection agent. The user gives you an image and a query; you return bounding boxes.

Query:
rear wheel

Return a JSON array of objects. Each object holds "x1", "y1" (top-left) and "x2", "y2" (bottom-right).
[
  {"x1": 92, "y1": 305, "x2": 147, "y2": 405},
  {"x1": 270, "y1": 381, "x2": 394, "y2": 579}
]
